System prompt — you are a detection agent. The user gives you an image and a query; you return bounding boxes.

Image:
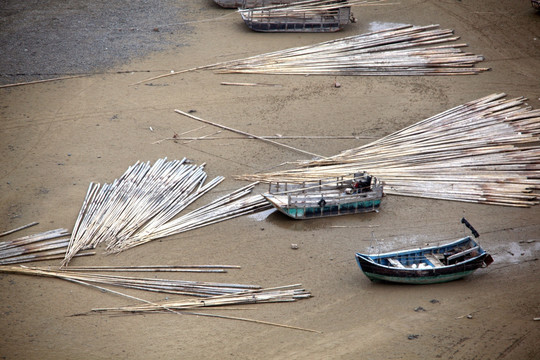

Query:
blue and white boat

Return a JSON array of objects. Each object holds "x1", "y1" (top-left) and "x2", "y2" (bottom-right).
[{"x1": 355, "y1": 219, "x2": 493, "y2": 284}]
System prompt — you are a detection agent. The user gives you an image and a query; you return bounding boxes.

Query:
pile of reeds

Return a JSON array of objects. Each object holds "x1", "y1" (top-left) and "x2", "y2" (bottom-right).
[
  {"x1": 237, "y1": 94, "x2": 540, "y2": 207},
  {"x1": 134, "y1": 24, "x2": 487, "y2": 85},
  {"x1": 0, "y1": 229, "x2": 93, "y2": 265},
  {"x1": 63, "y1": 158, "x2": 270, "y2": 266}
]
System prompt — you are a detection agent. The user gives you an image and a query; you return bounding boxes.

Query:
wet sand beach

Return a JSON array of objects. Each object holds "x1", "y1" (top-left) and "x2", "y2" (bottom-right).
[{"x1": 1, "y1": 1, "x2": 539, "y2": 359}]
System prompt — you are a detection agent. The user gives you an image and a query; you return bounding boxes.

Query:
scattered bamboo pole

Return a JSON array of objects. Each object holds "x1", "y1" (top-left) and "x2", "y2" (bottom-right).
[
  {"x1": 0, "y1": 75, "x2": 88, "y2": 89},
  {"x1": 175, "y1": 109, "x2": 326, "y2": 159},
  {"x1": 220, "y1": 82, "x2": 282, "y2": 87},
  {"x1": 236, "y1": 94, "x2": 540, "y2": 207},
  {"x1": 0, "y1": 222, "x2": 39, "y2": 237},
  {"x1": 64, "y1": 265, "x2": 241, "y2": 273},
  {"x1": 156, "y1": 134, "x2": 374, "y2": 141},
  {"x1": 173, "y1": 311, "x2": 321, "y2": 333}
]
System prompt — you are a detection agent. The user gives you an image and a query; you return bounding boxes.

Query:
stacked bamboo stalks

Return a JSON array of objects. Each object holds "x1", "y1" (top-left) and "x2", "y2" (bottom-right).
[
  {"x1": 0, "y1": 265, "x2": 260, "y2": 297},
  {"x1": 91, "y1": 284, "x2": 312, "y2": 314},
  {"x1": 0, "y1": 229, "x2": 94, "y2": 265},
  {"x1": 213, "y1": 24, "x2": 487, "y2": 76},
  {"x1": 63, "y1": 158, "x2": 270, "y2": 266},
  {"x1": 134, "y1": 24, "x2": 487, "y2": 85},
  {"x1": 109, "y1": 184, "x2": 271, "y2": 253},
  {"x1": 237, "y1": 94, "x2": 540, "y2": 207}
]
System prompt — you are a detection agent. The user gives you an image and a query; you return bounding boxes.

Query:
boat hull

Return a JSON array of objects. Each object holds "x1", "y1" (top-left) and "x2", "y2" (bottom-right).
[
  {"x1": 277, "y1": 198, "x2": 381, "y2": 219},
  {"x1": 355, "y1": 237, "x2": 492, "y2": 284}
]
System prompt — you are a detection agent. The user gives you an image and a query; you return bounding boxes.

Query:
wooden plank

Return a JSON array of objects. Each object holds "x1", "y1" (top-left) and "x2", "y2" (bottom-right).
[
  {"x1": 387, "y1": 258, "x2": 405, "y2": 268},
  {"x1": 447, "y1": 246, "x2": 480, "y2": 261},
  {"x1": 424, "y1": 253, "x2": 445, "y2": 267}
]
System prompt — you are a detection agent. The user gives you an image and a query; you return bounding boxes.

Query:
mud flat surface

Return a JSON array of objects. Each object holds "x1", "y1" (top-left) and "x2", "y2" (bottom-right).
[{"x1": 1, "y1": 1, "x2": 539, "y2": 359}]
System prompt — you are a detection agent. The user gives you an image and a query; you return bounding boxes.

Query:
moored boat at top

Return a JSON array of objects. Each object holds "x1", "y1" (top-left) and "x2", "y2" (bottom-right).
[
  {"x1": 262, "y1": 173, "x2": 383, "y2": 219},
  {"x1": 355, "y1": 219, "x2": 493, "y2": 284},
  {"x1": 213, "y1": 0, "x2": 295, "y2": 9},
  {"x1": 239, "y1": 0, "x2": 353, "y2": 32}
]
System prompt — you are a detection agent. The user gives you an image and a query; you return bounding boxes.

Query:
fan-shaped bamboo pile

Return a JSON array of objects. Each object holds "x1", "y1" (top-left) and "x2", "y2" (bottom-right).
[
  {"x1": 237, "y1": 94, "x2": 540, "y2": 207},
  {"x1": 63, "y1": 158, "x2": 270, "y2": 266}
]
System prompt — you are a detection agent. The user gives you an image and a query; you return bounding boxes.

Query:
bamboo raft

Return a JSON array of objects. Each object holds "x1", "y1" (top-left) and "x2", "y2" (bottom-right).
[{"x1": 237, "y1": 94, "x2": 540, "y2": 207}]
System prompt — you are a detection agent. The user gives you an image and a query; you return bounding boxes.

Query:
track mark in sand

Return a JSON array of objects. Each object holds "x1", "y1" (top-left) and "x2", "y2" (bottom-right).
[
  {"x1": 495, "y1": 333, "x2": 528, "y2": 359},
  {"x1": 1, "y1": 78, "x2": 98, "y2": 179}
]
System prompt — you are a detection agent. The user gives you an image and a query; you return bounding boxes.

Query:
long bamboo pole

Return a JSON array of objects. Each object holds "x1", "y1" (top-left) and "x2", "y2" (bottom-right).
[{"x1": 175, "y1": 110, "x2": 325, "y2": 159}]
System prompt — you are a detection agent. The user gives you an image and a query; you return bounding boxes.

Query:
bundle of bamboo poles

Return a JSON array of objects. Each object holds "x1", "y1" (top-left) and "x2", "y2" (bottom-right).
[
  {"x1": 135, "y1": 24, "x2": 487, "y2": 85},
  {"x1": 214, "y1": 24, "x2": 486, "y2": 75},
  {"x1": 91, "y1": 284, "x2": 311, "y2": 314},
  {"x1": 0, "y1": 265, "x2": 260, "y2": 297},
  {"x1": 63, "y1": 158, "x2": 271, "y2": 266},
  {"x1": 237, "y1": 94, "x2": 540, "y2": 207},
  {"x1": 108, "y1": 186, "x2": 271, "y2": 253},
  {"x1": 0, "y1": 229, "x2": 93, "y2": 265}
]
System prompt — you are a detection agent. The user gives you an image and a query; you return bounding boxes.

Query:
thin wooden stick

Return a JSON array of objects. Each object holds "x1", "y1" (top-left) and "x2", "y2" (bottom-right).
[
  {"x1": 0, "y1": 75, "x2": 87, "y2": 89},
  {"x1": 0, "y1": 222, "x2": 39, "y2": 237},
  {"x1": 220, "y1": 82, "x2": 282, "y2": 87},
  {"x1": 175, "y1": 109, "x2": 325, "y2": 159},
  {"x1": 156, "y1": 134, "x2": 374, "y2": 141},
  {"x1": 178, "y1": 311, "x2": 321, "y2": 333}
]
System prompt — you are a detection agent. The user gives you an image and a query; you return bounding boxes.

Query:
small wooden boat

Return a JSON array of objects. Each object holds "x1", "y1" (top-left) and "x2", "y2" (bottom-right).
[
  {"x1": 239, "y1": 0, "x2": 352, "y2": 32},
  {"x1": 262, "y1": 173, "x2": 383, "y2": 219},
  {"x1": 355, "y1": 219, "x2": 493, "y2": 284},
  {"x1": 213, "y1": 0, "x2": 242, "y2": 8}
]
